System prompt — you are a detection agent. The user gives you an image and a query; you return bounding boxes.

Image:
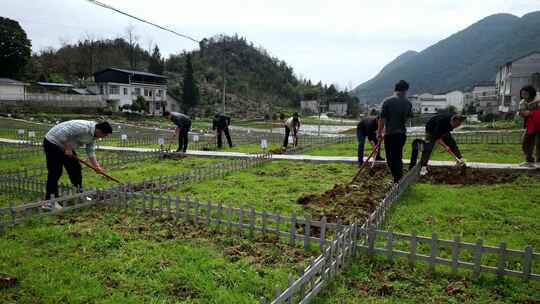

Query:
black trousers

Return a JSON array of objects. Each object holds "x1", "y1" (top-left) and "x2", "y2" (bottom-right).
[
  {"x1": 420, "y1": 133, "x2": 462, "y2": 166},
  {"x1": 43, "y1": 138, "x2": 82, "y2": 200},
  {"x1": 283, "y1": 127, "x2": 298, "y2": 148},
  {"x1": 384, "y1": 133, "x2": 407, "y2": 183},
  {"x1": 177, "y1": 123, "x2": 191, "y2": 152},
  {"x1": 217, "y1": 127, "x2": 233, "y2": 148},
  {"x1": 357, "y1": 128, "x2": 382, "y2": 164}
]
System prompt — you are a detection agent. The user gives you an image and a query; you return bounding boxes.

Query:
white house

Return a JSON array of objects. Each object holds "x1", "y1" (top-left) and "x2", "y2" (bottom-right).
[
  {"x1": 300, "y1": 100, "x2": 319, "y2": 114},
  {"x1": 0, "y1": 78, "x2": 28, "y2": 101},
  {"x1": 472, "y1": 82, "x2": 498, "y2": 115},
  {"x1": 93, "y1": 68, "x2": 167, "y2": 114},
  {"x1": 328, "y1": 102, "x2": 348, "y2": 116},
  {"x1": 495, "y1": 51, "x2": 540, "y2": 112},
  {"x1": 417, "y1": 93, "x2": 447, "y2": 114},
  {"x1": 445, "y1": 90, "x2": 465, "y2": 112}
]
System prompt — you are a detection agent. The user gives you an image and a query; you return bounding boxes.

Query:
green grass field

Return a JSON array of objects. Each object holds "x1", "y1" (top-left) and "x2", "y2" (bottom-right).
[
  {"x1": 2, "y1": 134, "x2": 539, "y2": 303},
  {"x1": 303, "y1": 141, "x2": 524, "y2": 164},
  {"x1": 167, "y1": 160, "x2": 357, "y2": 215},
  {"x1": 0, "y1": 208, "x2": 308, "y2": 304}
]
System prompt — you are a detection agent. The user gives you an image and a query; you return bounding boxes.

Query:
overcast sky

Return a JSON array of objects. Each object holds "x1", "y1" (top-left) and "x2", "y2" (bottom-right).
[{"x1": 2, "y1": 0, "x2": 538, "y2": 88}]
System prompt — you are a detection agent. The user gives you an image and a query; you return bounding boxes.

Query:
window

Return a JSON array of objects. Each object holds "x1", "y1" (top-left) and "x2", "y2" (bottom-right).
[
  {"x1": 144, "y1": 89, "x2": 149, "y2": 97},
  {"x1": 99, "y1": 85, "x2": 104, "y2": 94},
  {"x1": 157, "y1": 90, "x2": 163, "y2": 97},
  {"x1": 123, "y1": 88, "x2": 128, "y2": 95},
  {"x1": 109, "y1": 85, "x2": 119, "y2": 95},
  {"x1": 134, "y1": 88, "x2": 141, "y2": 96}
]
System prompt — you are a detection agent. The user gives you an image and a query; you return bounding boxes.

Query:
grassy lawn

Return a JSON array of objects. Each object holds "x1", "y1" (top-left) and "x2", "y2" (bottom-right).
[
  {"x1": 0, "y1": 155, "x2": 228, "y2": 207},
  {"x1": 303, "y1": 141, "x2": 523, "y2": 164},
  {"x1": 168, "y1": 160, "x2": 358, "y2": 215},
  {"x1": 387, "y1": 175, "x2": 540, "y2": 249},
  {"x1": 313, "y1": 172, "x2": 540, "y2": 304},
  {"x1": 0, "y1": 208, "x2": 309, "y2": 303},
  {"x1": 314, "y1": 256, "x2": 540, "y2": 304}
]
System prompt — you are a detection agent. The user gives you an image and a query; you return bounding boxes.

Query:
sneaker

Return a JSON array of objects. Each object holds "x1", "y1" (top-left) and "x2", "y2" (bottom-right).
[
  {"x1": 519, "y1": 162, "x2": 535, "y2": 168},
  {"x1": 41, "y1": 201, "x2": 63, "y2": 211},
  {"x1": 420, "y1": 166, "x2": 428, "y2": 176}
]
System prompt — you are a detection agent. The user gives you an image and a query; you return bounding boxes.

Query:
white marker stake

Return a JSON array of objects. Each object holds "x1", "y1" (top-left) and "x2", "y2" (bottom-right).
[
  {"x1": 17, "y1": 129, "x2": 25, "y2": 137},
  {"x1": 193, "y1": 135, "x2": 200, "y2": 142},
  {"x1": 261, "y1": 139, "x2": 268, "y2": 149},
  {"x1": 121, "y1": 134, "x2": 127, "y2": 141},
  {"x1": 158, "y1": 137, "x2": 165, "y2": 145}
]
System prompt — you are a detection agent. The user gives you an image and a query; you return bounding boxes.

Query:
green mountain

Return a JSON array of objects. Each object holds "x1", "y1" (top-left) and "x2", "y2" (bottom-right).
[{"x1": 353, "y1": 11, "x2": 540, "y2": 103}]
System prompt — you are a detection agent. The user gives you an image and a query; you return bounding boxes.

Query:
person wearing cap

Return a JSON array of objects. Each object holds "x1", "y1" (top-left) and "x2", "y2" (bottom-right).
[
  {"x1": 163, "y1": 111, "x2": 192, "y2": 153},
  {"x1": 212, "y1": 113, "x2": 233, "y2": 148},
  {"x1": 283, "y1": 112, "x2": 301, "y2": 150},
  {"x1": 43, "y1": 120, "x2": 113, "y2": 200},
  {"x1": 377, "y1": 80, "x2": 413, "y2": 183}
]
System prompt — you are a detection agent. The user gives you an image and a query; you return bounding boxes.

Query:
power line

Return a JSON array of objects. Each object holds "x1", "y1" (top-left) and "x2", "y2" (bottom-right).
[{"x1": 86, "y1": 0, "x2": 200, "y2": 44}]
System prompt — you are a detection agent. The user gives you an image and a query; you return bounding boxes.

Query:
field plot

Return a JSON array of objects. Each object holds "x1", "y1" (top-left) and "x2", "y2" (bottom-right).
[
  {"x1": 1, "y1": 120, "x2": 539, "y2": 303},
  {"x1": 311, "y1": 167, "x2": 540, "y2": 304},
  {"x1": 303, "y1": 141, "x2": 523, "y2": 164},
  {"x1": 0, "y1": 208, "x2": 308, "y2": 304}
]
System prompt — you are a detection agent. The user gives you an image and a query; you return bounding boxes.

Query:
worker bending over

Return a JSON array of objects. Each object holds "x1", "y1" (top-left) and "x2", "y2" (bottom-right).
[
  {"x1": 163, "y1": 111, "x2": 192, "y2": 153},
  {"x1": 357, "y1": 116, "x2": 384, "y2": 166},
  {"x1": 213, "y1": 113, "x2": 233, "y2": 148},
  {"x1": 283, "y1": 112, "x2": 301, "y2": 150},
  {"x1": 415, "y1": 113, "x2": 464, "y2": 175},
  {"x1": 43, "y1": 120, "x2": 112, "y2": 202}
]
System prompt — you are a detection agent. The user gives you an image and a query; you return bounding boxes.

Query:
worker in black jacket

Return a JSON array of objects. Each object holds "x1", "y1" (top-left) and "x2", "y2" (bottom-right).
[
  {"x1": 357, "y1": 116, "x2": 384, "y2": 165},
  {"x1": 212, "y1": 113, "x2": 233, "y2": 148},
  {"x1": 163, "y1": 111, "x2": 192, "y2": 153},
  {"x1": 418, "y1": 113, "x2": 464, "y2": 174}
]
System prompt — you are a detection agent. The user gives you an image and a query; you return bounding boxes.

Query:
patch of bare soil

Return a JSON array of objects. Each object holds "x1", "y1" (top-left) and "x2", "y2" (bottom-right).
[
  {"x1": 297, "y1": 166, "x2": 393, "y2": 224},
  {"x1": 162, "y1": 153, "x2": 187, "y2": 160},
  {"x1": 0, "y1": 273, "x2": 18, "y2": 289},
  {"x1": 420, "y1": 167, "x2": 520, "y2": 185}
]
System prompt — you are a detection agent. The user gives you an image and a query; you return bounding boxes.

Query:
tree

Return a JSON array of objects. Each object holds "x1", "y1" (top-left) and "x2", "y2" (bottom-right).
[
  {"x1": 132, "y1": 96, "x2": 149, "y2": 113},
  {"x1": 182, "y1": 54, "x2": 200, "y2": 112},
  {"x1": 0, "y1": 17, "x2": 31, "y2": 78},
  {"x1": 438, "y1": 105, "x2": 458, "y2": 114},
  {"x1": 148, "y1": 45, "x2": 164, "y2": 75}
]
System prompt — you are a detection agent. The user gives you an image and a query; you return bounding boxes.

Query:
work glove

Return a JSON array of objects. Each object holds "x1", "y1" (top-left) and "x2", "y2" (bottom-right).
[
  {"x1": 420, "y1": 166, "x2": 428, "y2": 176},
  {"x1": 456, "y1": 158, "x2": 466, "y2": 167}
]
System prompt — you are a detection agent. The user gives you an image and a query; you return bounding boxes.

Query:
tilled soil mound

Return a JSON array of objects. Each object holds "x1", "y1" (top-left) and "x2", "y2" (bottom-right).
[
  {"x1": 297, "y1": 166, "x2": 393, "y2": 224},
  {"x1": 420, "y1": 167, "x2": 520, "y2": 185}
]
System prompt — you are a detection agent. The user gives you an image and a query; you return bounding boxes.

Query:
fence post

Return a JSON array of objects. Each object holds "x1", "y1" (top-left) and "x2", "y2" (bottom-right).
[
  {"x1": 367, "y1": 225, "x2": 375, "y2": 256},
  {"x1": 249, "y1": 208, "x2": 255, "y2": 239},
  {"x1": 451, "y1": 234, "x2": 460, "y2": 276},
  {"x1": 289, "y1": 212, "x2": 297, "y2": 246},
  {"x1": 496, "y1": 242, "x2": 507, "y2": 279},
  {"x1": 304, "y1": 214, "x2": 311, "y2": 251},
  {"x1": 216, "y1": 203, "x2": 223, "y2": 228},
  {"x1": 319, "y1": 216, "x2": 327, "y2": 251},
  {"x1": 472, "y1": 239, "x2": 483, "y2": 281},
  {"x1": 262, "y1": 210, "x2": 268, "y2": 238},
  {"x1": 523, "y1": 245, "x2": 533, "y2": 281},
  {"x1": 429, "y1": 233, "x2": 438, "y2": 273},
  {"x1": 206, "y1": 201, "x2": 212, "y2": 225},
  {"x1": 386, "y1": 229, "x2": 394, "y2": 262}
]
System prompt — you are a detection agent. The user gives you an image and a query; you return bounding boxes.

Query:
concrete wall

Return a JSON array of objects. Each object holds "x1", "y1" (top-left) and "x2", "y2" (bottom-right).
[{"x1": 0, "y1": 84, "x2": 25, "y2": 100}]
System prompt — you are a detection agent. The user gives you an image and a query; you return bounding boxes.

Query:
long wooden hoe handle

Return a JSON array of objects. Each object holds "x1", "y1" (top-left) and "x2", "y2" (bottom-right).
[
  {"x1": 355, "y1": 141, "x2": 381, "y2": 178},
  {"x1": 74, "y1": 155, "x2": 122, "y2": 184}
]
